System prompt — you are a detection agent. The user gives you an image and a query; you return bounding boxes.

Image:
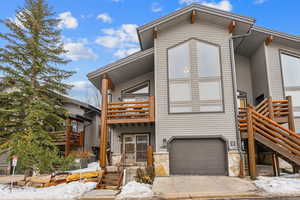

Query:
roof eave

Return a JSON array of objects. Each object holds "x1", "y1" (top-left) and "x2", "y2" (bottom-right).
[
  {"x1": 253, "y1": 25, "x2": 300, "y2": 43},
  {"x1": 137, "y1": 3, "x2": 255, "y2": 34},
  {"x1": 87, "y1": 47, "x2": 154, "y2": 80}
]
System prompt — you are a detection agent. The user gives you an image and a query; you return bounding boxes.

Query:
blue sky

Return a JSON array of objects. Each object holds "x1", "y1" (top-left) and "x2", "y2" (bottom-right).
[{"x1": 1, "y1": 0, "x2": 299, "y2": 105}]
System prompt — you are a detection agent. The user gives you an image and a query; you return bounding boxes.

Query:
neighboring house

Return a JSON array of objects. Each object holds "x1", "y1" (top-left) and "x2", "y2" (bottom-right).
[
  {"x1": 87, "y1": 3, "x2": 300, "y2": 177},
  {"x1": 0, "y1": 91, "x2": 101, "y2": 174},
  {"x1": 60, "y1": 95, "x2": 101, "y2": 157}
]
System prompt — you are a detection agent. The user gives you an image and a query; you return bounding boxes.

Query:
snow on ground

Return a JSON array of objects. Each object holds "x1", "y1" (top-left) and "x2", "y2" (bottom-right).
[
  {"x1": 254, "y1": 176, "x2": 300, "y2": 195},
  {"x1": 116, "y1": 181, "x2": 153, "y2": 200},
  {"x1": 68, "y1": 162, "x2": 101, "y2": 174},
  {"x1": 0, "y1": 181, "x2": 96, "y2": 200}
]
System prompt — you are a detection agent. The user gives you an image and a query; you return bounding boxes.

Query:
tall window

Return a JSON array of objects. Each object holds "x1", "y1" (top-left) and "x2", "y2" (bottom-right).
[
  {"x1": 168, "y1": 39, "x2": 223, "y2": 113},
  {"x1": 281, "y1": 53, "x2": 300, "y2": 117}
]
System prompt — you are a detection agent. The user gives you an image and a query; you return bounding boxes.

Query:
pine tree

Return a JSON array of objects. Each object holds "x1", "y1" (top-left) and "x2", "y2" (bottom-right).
[{"x1": 0, "y1": 0, "x2": 75, "y2": 173}]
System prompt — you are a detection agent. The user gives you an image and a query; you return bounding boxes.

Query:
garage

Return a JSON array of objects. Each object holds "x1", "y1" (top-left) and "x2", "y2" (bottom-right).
[{"x1": 169, "y1": 138, "x2": 228, "y2": 175}]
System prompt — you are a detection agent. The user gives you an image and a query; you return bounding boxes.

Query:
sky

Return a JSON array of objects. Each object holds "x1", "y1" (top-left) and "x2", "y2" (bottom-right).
[{"x1": 0, "y1": 0, "x2": 299, "y2": 106}]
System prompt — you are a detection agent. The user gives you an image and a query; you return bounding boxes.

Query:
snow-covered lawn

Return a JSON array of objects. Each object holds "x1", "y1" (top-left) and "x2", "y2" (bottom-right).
[
  {"x1": 0, "y1": 181, "x2": 96, "y2": 200},
  {"x1": 254, "y1": 176, "x2": 300, "y2": 195},
  {"x1": 68, "y1": 162, "x2": 101, "y2": 174},
  {"x1": 116, "y1": 181, "x2": 153, "y2": 200}
]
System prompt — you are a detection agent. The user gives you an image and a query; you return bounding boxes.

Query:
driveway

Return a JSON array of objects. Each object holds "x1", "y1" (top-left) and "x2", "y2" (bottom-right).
[{"x1": 153, "y1": 176, "x2": 260, "y2": 199}]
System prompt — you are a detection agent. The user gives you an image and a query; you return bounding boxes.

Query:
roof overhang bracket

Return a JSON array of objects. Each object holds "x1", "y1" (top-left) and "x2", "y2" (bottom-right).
[
  {"x1": 191, "y1": 10, "x2": 197, "y2": 24},
  {"x1": 265, "y1": 35, "x2": 274, "y2": 46},
  {"x1": 228, "y1": 21, "x2": 236, "y2": 33}
]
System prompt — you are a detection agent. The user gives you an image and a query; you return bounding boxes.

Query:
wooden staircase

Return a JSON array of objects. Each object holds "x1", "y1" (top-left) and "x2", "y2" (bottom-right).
[
  {"x1": 238, "y1": 96, "x2": 300, "y2": 179},
  {"x1": 97, "y1": 155, "x2": 125, "y2": 190},
  {"x1": 97, "y1": 169, "x2": 123, "y2": 190}
]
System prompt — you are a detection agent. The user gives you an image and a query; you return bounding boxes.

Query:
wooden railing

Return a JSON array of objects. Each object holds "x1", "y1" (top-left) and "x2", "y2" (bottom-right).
[
  {"x1": 238, "y1": 96, "x2": 294, "y2": 133},
  {"x1": 249, "y1": 108, "x2": 300, "y2": 156},
  {"x1": 107, "y1": 96, "x2": 155, "y2": 124},
  {"x1": 50, "y1": 131, "x2": 84, "y2": 146}
]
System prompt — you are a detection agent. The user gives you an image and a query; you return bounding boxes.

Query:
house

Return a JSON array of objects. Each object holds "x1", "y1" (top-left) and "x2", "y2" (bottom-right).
[
  {"x1": 58, "y1": 95, "x2": 101, "y2": 158},
  {"x1": 0, "y1": 93, "x2": 101, "y2": 174},
  {"x1": 88, "y1": 3, "x2": 300, "y2": 178}
]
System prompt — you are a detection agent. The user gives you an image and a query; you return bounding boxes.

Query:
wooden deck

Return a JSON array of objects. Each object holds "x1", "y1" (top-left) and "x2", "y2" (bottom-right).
[{"x1": 107, "y1": 96, "x2": 155, "y2": 125}]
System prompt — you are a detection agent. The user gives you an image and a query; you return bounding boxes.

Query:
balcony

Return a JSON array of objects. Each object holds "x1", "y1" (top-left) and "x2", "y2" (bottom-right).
[{"x1": 107, "y1": 96, "x2": 155, "y2": 124}]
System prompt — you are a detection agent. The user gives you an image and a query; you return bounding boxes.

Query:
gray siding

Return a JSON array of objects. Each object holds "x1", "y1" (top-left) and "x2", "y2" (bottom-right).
[
  {"x1": 250, "y1": 43, "x2": 269, "y2": 104},
  {"x1": 235, "y1": 54, "x2": 253, "y2": 104},
  {"x1": 84, "y1": 115, "x2": 100, "y2": 150},
  {"x1": 265, "y1": 42, "x2": 300, "y2": 133},
  {"x1": 111, "y1": 71, "x2": 154, "y2": 101},
  {"x1": 154, "y1": 20, "x2": 237, "y2": 152}
]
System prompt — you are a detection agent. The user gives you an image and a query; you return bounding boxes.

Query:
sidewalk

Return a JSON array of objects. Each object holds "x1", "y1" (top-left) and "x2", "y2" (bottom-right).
[{"x1": 152, "y1": 176, "x2": 260, "y2": 199}]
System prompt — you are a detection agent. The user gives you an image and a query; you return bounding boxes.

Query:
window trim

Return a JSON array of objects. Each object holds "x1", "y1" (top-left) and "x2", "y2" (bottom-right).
[
  {"x1": 279, "y1": 49, "x2": 300, "y2": 118},
  {"x1": 166, "y1": 37, "x2": 225, "y2": 114}
]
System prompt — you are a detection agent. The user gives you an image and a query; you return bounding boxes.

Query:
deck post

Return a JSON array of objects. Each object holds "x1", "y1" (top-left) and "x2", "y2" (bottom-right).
[
  {"x1": 268, "y1": 97, "x2": 274, "y2": 120},
  {"x1": 287, "y1": 96, "x2": 296, "y2": 132},
  {"x1": 149, "y1": 96, "x2": 155, "y2": 122},
  {"x1": 147, "y1": 145, "x2": 154, "y2": 168},
  {"x1": 247, "y1": 107, "x2": 257, "y2": 180},
  {"x1": 272, "y1": 153, "x2": 280, "y2": 176},
  {"x1": 100, "y1": 76, "x2": 110, "y2": 168},
  {"x1": 65, "y1": 118, "x2": 72, "y2": 156}
]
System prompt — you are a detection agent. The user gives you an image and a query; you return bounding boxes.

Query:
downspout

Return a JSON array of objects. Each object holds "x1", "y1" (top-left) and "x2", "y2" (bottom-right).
[{"x1": 229, "y1": 23, "x2": 254, "y2": 177}]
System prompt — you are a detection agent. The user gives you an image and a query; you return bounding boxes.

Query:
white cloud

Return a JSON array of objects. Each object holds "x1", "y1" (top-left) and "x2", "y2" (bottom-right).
[
  {"x1": 151, "y1": 2, "x2": 163, "y2": 13},
  {"x1": 58, "y1": 12, "x2": 78, "y2": 29},
  {"x1": 64, "y1": 41, "x2": 98, "y2": 61},
  {"x1": 97, "y1": 13, "x2": 112, "y2": 23},
  {"x1": 179, "y1": 0, "x2": 233, "y2": 12},
  {"x1": 95, "y1": 24, "x2": 140, "y2": 58},
  {"x1": 254, "y1": 0, "x2": 268, "y2": 4},
  {"x1": 70, "y1": 80, "x2": 92, "y2": 92}
]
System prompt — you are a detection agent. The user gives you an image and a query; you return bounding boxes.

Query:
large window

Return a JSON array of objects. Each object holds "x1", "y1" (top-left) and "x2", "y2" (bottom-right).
[
  {"x1": 281, "y1": 53, "x2": 300, "y2": 117},
  {"x1": 168, "y1": 39, "x2": 223, "y2": 113}
]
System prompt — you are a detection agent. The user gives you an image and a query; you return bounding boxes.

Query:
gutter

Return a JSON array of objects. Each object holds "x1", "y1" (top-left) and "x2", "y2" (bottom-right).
[{"x1": 228, "y1": 23, "x2": 254, "y2": 177}]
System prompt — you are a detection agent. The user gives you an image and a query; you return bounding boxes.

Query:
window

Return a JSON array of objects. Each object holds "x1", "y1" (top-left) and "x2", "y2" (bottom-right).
[
  {"x1": 168, "y1": 39, "x2": 223, "y2": 113},
  {"x1": 281, "y1": 53, "x2": 300, "y2": 117}
]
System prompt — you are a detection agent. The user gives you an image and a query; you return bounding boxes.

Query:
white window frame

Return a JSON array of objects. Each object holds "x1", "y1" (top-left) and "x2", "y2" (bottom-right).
[
  {"x1": 167, "y1": 38, "x2": 224, "y2": 114},
  {"x1": 280, "y1": 51, "x2": 300, "y2": 117}
]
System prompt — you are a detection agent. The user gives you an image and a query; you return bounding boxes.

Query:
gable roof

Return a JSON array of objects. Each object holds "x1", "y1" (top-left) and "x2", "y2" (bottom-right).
[{"x1": 137, "y1": 3, "x2": 256, "y2": 50}]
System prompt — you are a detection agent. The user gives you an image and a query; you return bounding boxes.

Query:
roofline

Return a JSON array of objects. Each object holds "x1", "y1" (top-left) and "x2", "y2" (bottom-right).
[
  {"x1": 137, "y1": 3, "x2": 256, "y2": 41},
  {"x1": 253, "y1": 25, "x2": 300, "y2": 43},
  {"x1": 62, "y1": 94, "x2": 101, "y2": 113},
  {"x1": 87, "y1": 47, "x2": 154, "y2": 80}
]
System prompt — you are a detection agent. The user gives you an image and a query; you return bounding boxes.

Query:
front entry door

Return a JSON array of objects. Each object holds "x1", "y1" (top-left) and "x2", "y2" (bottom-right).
[{"x1": 123, "y1": 134, "x2": 149, "y2": 164}]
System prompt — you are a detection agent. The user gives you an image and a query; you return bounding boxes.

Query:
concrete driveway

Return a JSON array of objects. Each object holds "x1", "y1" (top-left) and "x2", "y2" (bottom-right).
[{"x1": 153, "y1": 176, "x2": 260, "y2": 199}]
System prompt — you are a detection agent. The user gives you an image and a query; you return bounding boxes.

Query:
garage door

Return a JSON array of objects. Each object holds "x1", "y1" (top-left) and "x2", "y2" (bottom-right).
[{"x1": 169, "y1": 138, "x2": 227, "y2": 175}]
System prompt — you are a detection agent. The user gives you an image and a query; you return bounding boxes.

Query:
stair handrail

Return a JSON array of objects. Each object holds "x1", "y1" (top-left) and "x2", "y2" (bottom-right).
[{"x1": 251, "y1": 108, "x2": 300, "y2": 140}]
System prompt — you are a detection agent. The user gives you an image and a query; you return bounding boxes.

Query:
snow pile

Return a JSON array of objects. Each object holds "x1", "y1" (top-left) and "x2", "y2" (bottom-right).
[
  {"x1": 116, "y1": 181, "x2": 153, "y2": 199},
  {"x1": 68, "y1": 162, "x2": 101, "y2": 174},
  {"x1": 254, "y1": 176, "x2": 300, "y2": 195},
  {"x1": 0, "y1": 181, "x2": 96, "y2": 200}
]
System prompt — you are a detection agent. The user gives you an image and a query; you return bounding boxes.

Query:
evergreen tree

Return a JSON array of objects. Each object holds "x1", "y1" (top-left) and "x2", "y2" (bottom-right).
[{"x1": 0, "y1": 0, "x2": 75, "y2": 173}]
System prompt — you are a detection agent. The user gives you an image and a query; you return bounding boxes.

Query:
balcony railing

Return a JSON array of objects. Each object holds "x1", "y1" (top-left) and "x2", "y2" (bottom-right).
[
  {"x1": 107, "y1": 96, "x2": 155, "y2": 124},
  {"x1": 50, "y1": 131, "x2": 84, "y2": 147}
]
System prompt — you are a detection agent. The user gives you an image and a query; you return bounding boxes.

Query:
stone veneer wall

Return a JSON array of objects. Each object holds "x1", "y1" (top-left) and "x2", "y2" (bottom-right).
[
  {"x1": 111, "y1": 153, "x2": 121, "y2": 166},
  {"x1": 228, "y1": 151, "x2": 240, "y2": 176},
  {"x1": 153, "y1": 152, "x2": 170, "y2": 177}
]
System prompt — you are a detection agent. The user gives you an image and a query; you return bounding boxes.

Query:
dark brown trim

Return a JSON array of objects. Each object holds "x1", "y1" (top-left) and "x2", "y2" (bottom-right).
[{"x1": 166, "y1": 37, "x2": 225, "y2": 115}]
